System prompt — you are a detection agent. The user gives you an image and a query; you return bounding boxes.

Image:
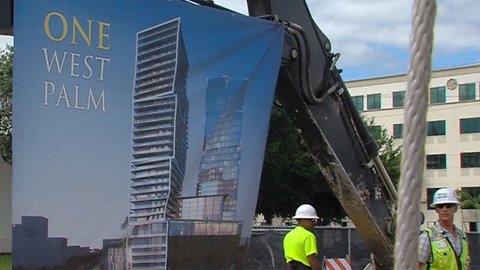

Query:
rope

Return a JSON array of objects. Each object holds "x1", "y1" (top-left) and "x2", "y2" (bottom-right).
[{"x1": 394, "y1": 0, "x2": 436, "y2": 269}]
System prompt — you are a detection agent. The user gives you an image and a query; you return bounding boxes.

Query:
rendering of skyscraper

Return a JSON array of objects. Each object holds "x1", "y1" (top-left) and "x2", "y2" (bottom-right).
[
  {"x1": 128, "y1": 18, "x2": 189, "y2": 269},
  {"x1": 197, "y1": 77, "x2": 247, "y2": 221}
]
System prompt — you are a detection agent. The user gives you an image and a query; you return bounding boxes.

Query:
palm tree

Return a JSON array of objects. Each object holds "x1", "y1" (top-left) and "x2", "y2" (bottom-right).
[{"x1": 460, "y1": 190, "x2": 480, "y2": 231}]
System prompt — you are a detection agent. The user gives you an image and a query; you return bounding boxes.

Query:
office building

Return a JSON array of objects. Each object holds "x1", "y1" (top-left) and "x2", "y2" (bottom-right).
[
  {"x1": 346, "y1": 64, "x2": 480, "y2": 231},
  {"x1": 13, "y1": 216, "x2": 92, "y2": 269}
]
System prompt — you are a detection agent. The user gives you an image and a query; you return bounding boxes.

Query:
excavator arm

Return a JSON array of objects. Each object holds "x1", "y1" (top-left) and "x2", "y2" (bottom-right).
[{"x1": 246, "y1": 1, "x2": 397, "y2": 268}]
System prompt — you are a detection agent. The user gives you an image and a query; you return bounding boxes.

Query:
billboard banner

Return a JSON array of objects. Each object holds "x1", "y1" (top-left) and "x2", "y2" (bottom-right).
[{"x1": 12, "y1": 0, "x2": 283, "y2": 269}]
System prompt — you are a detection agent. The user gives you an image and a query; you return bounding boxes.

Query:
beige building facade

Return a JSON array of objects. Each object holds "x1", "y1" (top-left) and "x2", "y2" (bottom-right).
[{"x1": 346, "y1": 64, "x2": 480, "y2": 232}]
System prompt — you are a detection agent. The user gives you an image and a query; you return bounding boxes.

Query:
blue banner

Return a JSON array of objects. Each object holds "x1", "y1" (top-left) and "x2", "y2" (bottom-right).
[{"x1": 13, "y1": 0, "x2": 283, "y2": 268}]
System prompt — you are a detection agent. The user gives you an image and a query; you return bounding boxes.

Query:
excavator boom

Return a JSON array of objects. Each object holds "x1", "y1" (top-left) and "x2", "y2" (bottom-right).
[{"x1": 247, "y1": 0, "x2": 397, "y2": 268}]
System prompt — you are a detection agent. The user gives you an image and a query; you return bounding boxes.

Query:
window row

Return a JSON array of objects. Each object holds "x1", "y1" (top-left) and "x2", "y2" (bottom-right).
[
  {"x1": 425, "y1": 152, "x2": 480, "y2": 169},
  {"x1": 352, "y1": 82, "x2": 478, "y2": 111},
  {"x1": 391, "y1": 117, "x2": 480, "y2": 139}
]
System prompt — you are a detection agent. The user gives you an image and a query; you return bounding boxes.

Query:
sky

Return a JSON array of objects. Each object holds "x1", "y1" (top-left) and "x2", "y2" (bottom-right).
[
  {"x1": 2, "y1": 0, "x2": 479, "y2": 81},
  {"x1": 213, "y1": 0, "x2": 480, "y2": 81}
]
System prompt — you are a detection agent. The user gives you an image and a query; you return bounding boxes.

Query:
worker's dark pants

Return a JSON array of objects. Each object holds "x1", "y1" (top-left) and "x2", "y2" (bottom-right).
[{"x1": 288, "y1": 260, "x2": 312, "y2": 270}]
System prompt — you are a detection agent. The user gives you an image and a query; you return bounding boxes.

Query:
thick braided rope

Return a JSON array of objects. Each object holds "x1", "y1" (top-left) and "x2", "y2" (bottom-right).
[{"x1": 394, "y1": 0, "x2": 436, "y2": 269}]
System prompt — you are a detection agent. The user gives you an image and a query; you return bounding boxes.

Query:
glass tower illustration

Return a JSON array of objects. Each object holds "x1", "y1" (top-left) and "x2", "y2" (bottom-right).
[
  {"x1": 128, "y1": 18, "x2": 188, "y2": 269},
  {"x1": 197, "y1": 77, "x2": 247, "y2": 221}
]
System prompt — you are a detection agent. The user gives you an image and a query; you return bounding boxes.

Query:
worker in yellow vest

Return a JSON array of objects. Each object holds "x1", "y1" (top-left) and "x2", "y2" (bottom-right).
[
  {"x1": 283, "y1": 204, "x2": 322, "y2": 270},
  {"x1": 418, "y1": 188, "x2": 470, "y2": 270}
]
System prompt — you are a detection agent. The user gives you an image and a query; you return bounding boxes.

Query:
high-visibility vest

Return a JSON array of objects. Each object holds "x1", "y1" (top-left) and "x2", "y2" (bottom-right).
[{"x1": 422, "y1": 226, "x2": 469, "y2": 270}]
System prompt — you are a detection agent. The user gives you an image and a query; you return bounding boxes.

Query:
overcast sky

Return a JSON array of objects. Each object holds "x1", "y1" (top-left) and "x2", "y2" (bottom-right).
[
  {"x1": 2, "y1": 0, "x2": 480, "y2": 80},
  {"x1": 214, "y1": 0, "x2": 480, "y2": 80}
]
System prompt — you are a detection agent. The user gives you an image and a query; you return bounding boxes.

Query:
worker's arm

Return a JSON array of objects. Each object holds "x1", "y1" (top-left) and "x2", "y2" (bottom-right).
[
  {"x1": 417, "y1": 231, "x2": 429, "y2": 270},
  {"x1": 307, "y1": 254, "x2": 322, "y2": 270}
]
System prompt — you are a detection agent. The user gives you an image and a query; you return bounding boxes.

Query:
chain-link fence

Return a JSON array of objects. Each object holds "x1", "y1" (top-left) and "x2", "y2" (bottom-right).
[
  {"x1": 246, "y1": 227, "x2": 480, "y2": 270},
  {"x1": 245, "y1": 226, "x2": 371, "y2": 270},
  {"x1": 466, "y1": 232, "x2": 479, "y2": 269}
]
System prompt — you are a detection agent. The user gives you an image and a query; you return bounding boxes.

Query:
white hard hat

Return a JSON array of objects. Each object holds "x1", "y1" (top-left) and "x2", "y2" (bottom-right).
[
  {"x1": 292, "y1": 204, "x2": 319, "y2": 219},
  {"x1": 430, "y1": 188, "x2": 460, "y2": 207}
]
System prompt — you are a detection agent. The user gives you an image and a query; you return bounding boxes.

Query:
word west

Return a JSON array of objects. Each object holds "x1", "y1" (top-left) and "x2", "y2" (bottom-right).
[{"x1": 42, "y1": 11, "x2": 111, "y2": 112}]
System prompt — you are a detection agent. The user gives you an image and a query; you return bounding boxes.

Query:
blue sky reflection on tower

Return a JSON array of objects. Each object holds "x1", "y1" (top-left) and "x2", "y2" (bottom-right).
[{"x1": 197, "y1": 77, "x2": 247, "y2": 221}]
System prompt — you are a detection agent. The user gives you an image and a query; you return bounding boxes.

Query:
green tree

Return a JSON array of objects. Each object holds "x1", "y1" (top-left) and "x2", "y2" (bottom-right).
[
  {"x1": 0, "y1": 44, "x2": 12, "y2": 165},
  {"x1": 364, "y1": 117, "x2": 402, "y2": 186},
  {"x1": 256, "y1": 106, "x2": 344, "y2": 225},
  {"x1": 460, "y1": 190, "x2": 480, "y2": 223},
  {"x1": 256, "y1": 109, "x2": 403, "y2": 225}
]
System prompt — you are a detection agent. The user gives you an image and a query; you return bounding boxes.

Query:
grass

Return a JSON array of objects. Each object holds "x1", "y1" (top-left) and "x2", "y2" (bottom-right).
[{"x1": 0, "y1": 255, "x2": 11, "y2": 270}]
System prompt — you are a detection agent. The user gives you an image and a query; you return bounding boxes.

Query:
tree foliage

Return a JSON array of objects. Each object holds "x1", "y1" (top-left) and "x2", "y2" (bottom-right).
[
  {"x1": 460, "y1": 190, "x2": 480, "y2": 223},
  {"x1": 460, "y1": 190, "x2": 480, "y2": 210},
  {"x1": 364, "y1": 117, "x2": 402, "y2": 187},
  {"x1": 0, "y1": 45, "x2": 13, "y2": 165},
  {"x1": 256, "y1": 106, "x2": 345, "y2": 225},
  {"x1": 256, "y1": 109, "x2": 403, "y2": 225}
]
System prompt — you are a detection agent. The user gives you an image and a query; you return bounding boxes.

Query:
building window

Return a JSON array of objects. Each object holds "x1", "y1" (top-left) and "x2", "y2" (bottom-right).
[
  {"x1": 459, "y1": 83, "x2": 476, "y2": 101},
  {"x1": 460, "y1": 117, "x2": 480, "y2": 134},
  {"x1": 430, "y1": 86, "x2": 446, "y2": 104},
  {"x1": 392, "y1": 91, "x2": 405, "y2": 108},
  {"x1": 352, "y1": 95, "x2": 364, "y2": 111},
  {"x1": 393, "y1": 123, "x2": 403, "y2": 139},
  {"x1": 427, "y1": 120, "x2": 446, "y2": 136},
  {"x1": 367, "y1": 93, "x2": 381, "y2": 110},
  {"x1": 426, "y1": 154, "x2": 446, "y2": 169},
  {"x1": 460, "y1": 152, "x2": 480, "y2": 168}
]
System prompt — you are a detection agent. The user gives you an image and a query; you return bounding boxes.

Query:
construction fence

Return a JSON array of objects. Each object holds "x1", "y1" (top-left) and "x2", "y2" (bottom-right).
[
  {"x1": 245, "y1": 226, "x2": 370, "y2": 270},
  {"x1": 245, "y1": 226, "x2": 480, "y2": 270}
]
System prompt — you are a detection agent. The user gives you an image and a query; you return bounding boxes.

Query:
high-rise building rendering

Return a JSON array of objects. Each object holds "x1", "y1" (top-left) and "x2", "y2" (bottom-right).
[
  {"x1": 13, "y1": 216, "x2": 92, "y2": 269},
  {"x1": 128, "y1": 18, "x2": 189, "y2": 269},
  {"x1": 197, "y1": 77, "x2": 247, "y2": 221}
]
